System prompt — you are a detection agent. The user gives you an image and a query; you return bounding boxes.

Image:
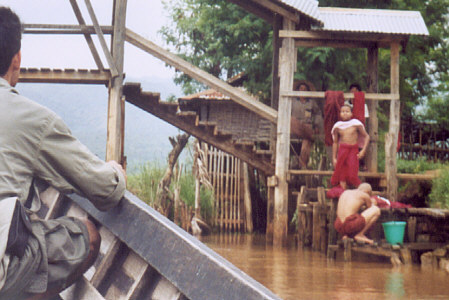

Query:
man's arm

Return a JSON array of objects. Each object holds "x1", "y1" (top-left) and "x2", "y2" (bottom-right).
[
  {"x1": 312, "y1": 101, "x2": 323, "y2": 134},
  {"x1": 358, "y1": 126, "x2": 370, "y2": 159},
  {"x1": 363, "y1": 192, "x2": 373, "y2": 208},
  {"x1": 291, "y1": 116, "x2": 302, "y2": 137},
  {"x1": 33, "y1": 115, "x2": 126, "y2": 211},
  {"x1": 332, "y1": 129, "x2": 339, "y2": 167}
]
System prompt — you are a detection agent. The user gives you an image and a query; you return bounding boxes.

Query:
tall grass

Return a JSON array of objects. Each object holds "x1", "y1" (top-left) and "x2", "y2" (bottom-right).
[
  {"x1": 127, "y1": 162, "x2": 215, "y2": 224},
  {"x1": 127, "y1": 163, "x2": 164, "y2": 206}
]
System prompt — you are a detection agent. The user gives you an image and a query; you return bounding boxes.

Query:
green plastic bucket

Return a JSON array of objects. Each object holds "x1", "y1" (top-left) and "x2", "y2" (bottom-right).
[{"x1": 382, "y1": 221, "x2": 406, "y2": 245}]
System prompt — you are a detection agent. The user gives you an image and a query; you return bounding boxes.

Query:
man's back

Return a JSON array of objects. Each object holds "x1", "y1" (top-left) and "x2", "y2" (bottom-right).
[{"x1": 336, "y1": 189, "x2": 366, "y2": 222}]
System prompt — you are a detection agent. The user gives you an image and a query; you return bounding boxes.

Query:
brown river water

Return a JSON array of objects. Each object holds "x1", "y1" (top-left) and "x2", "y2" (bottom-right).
[{"x1": 200, "y1": 233, "x2": 449, "y2": 300}]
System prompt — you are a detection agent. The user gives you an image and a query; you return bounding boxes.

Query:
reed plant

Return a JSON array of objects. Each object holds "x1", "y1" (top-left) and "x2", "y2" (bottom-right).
[{"x1": 127, "y1": 162, "x2": 215, "y2": 224}]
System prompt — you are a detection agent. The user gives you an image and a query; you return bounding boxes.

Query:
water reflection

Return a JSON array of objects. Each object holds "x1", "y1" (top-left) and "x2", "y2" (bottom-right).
[
  {"x1": 385, "y1": 271, "x2": 405, "y2": 298},
  {"x1": 200, "y1": 233, "x2": 449, "y2": 300}
]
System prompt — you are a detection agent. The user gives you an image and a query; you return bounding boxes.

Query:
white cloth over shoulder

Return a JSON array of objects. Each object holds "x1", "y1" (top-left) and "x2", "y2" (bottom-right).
[{"x1": 331, "y1": 119, "x2": 366, "y2": 148}]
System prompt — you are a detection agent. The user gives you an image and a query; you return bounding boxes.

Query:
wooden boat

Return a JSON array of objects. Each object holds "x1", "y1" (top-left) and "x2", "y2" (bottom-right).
[{"x1": 36, "y1": 188, "x2": 280, "y2": 300}]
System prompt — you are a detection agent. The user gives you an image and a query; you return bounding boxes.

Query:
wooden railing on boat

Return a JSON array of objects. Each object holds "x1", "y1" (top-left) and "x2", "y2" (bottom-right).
[{"x1": 37, "y1": 189, "x2": 280, "y2": 300}]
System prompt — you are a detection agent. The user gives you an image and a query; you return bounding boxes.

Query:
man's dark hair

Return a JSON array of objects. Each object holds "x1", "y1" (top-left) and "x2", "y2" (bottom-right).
[
  {"x1": 349, "y1": 83, "x2": 362, "y2": 92},
  {"x1": 0, "y1": 7, "x2": 22, "y2": 76}
]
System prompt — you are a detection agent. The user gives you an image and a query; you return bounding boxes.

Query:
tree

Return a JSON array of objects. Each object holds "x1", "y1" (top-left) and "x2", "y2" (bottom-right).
[
  {"x1": 161, "y1": 0, "x2": 272, "y2": 101},
  {"x1": 161, "y1": 0, "x2": 449, "y2": 120}
]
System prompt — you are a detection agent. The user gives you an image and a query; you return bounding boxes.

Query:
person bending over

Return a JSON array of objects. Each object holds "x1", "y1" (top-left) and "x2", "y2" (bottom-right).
[
  {"x1": 334, "y1": 183, "x2": 380, "y2": 244},
  {"x1": 0, "y1": 7, "x2": 126, "y2": 300}
]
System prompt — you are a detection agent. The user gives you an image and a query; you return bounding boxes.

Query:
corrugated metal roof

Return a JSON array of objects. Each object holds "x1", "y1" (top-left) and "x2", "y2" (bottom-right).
[
  {"x1": 315, "y1": 7, "x2": 429, "y2": 35},
  {"x1": 277, "y1": 0, "x2": 322, "y2": 25},
  {"x1": 180, "y1": 89, "x2": 231, "y2": 101}
]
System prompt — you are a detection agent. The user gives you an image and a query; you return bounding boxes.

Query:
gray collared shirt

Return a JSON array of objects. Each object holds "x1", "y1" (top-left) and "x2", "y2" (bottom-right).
[{"x1": 0, "y1": 77, "x2": 125, "y2": 288}]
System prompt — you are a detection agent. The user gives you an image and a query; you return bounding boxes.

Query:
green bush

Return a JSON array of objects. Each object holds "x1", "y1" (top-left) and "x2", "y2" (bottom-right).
[
  {"x1": 397, "y1": 157, "x2": 445, "y2": 174},
  {"x1": 429, "y1": 167, "x2": 449, "y2": 209}
]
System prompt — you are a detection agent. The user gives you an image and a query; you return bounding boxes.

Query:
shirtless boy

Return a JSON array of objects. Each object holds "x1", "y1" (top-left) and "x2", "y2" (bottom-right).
[
  {"x1": 331, "y1": 104, "x2": 369, "y2": 189},
  {"x1": 334, "y1": 183, "x2": 380, "y2": 244}
]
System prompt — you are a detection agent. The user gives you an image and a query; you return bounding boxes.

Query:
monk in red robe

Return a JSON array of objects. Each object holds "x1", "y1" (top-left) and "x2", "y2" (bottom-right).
[{"x1": 331, "y1": 105, "x2": 369, "y2": 190}]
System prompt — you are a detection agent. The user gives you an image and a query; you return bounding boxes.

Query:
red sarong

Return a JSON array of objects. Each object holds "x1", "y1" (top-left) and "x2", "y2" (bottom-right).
[
  {"x1": 324, "y1": 91, "x2": 344, "y2": 146},
  {"x1": 334, "y1": 214, "x2": 366, "y2": 237},
  {"x1": 352, "y1": 91, "x2": 365, "y2": 125},
  {"x1": 331, "y1": 143, "x2": 360, "y2": 187}
]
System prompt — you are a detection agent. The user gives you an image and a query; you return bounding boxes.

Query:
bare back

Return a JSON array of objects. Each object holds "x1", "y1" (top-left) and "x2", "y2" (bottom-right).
[{"x1": 336, "y1": 189, "x2": 371, "y2": 221}]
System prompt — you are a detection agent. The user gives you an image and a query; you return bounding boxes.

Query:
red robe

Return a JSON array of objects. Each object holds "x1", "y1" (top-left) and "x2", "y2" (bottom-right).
[
  {"x1": 331, "y1": 143, "x2": 361, "y2": 187},
  {"x1": 324, "y1": 91, "x2": 345, "y2": 146},
  {"x1": 352, "y1": 91, "x2": 365, "y2": 125}
]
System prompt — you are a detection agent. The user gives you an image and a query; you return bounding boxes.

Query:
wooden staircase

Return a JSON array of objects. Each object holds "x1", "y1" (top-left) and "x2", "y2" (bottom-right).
[{"x1": 123, "y1": 82, "x2": 275, "y2": 175}]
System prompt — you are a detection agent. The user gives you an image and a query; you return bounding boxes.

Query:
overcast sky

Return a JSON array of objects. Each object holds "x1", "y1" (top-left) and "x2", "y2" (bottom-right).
[{"x1": 0, "y1": 0, "x2": 175, "y2": 79}]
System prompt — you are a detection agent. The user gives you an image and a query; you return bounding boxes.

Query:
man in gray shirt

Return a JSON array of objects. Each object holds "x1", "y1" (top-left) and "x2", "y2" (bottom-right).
[
  {"x1": 0, "y1": 7, "x2": 126, "y2": 299},
  {"x1": 290, "y1": 81, "x2": 323, "y2": 169}
]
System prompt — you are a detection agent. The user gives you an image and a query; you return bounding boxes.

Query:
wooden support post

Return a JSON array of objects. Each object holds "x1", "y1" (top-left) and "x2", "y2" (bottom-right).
[
  {"x1": 366, "y1": 44, "x2": 379, "y2": 172},
  {"x1": 273, "y1": 18, "x2": 296, "y2": 247},
  {"x1": 327, "y1": 197, "x2": 339, "y2": 259},
  {"x1": 407, "y1": 216, "x2": 417, "y2": 243},
  {"x1": 400, "y1": 248, "x2": 412, "y2": 264},
  {"x1": 297, "y1": 186, "x2": 307, "y2": 246},
  {"x1": 312, "y1": 203, "x2": 320, "y2": 251},
  {"x1": 243, "y1": 163, "x2": 253, "y2": 233},
  {"x1": 106, "y1": 0, "x2": 127, "y2": 162},
  {"x1": 385, "y1": 42, "x2": 400, "y2": 200},
  {"x1": 343, "y1": 238, "x2": 352, "y2": 262},
  {"x1": 271, "y1": 14, "x2": 282, "y2": 111},
  {"x1": 266, "y1": 185, "x2": 275, "y2": 242},
  {"x1": 318, "y1": 187, "x2": 327, "y2": 253}
]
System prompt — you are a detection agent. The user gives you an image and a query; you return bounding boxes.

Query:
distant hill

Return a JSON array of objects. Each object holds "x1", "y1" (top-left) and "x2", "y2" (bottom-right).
[{"x1": 16, "y1": 76, "x2": 188, "y2": 172}]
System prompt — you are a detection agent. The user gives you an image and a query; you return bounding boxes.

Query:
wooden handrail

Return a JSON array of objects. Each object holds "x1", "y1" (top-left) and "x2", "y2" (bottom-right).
[
  {"x1": 281, "y1": 90, "x2": 399, "y2": 101},
  {"x1": 288, "y1": 170, "x2": 438, "y2": 181}
]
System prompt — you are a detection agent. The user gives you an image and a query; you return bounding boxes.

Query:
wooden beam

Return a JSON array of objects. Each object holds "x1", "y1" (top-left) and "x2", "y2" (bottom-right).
[
  {"x1": 280, "y1": 30, "x2": 408, "y2": 45},
  {"x1": 288, "y1": 170, "x2": 438, "y2": 181},
  {"x1": 251, "y1": 0, "x2": 298, "y2": 23},
  {"x1": 386, "y1": 42, "x2": 400, "y2": 200},
  {"x1": 271, "y1": 14, "x2": 281, "y2": 110},
  {"x1": 69, "y1": 0, "x2": 105, "y2": 70},
  {"x1": 295, "y1": 40, "x2": 373, "y2": 49},
  {"x1": 18, "y1": 68, "x2": 111, "y2": 84},
  {"x1": 125, "y1": 29, "x2": 277, "y2": 124},
  {"x1": 243, "y1": 163, "x2": 253, "y2": 233},
  {"x1": 227, "y1": 0, "x2": 274, "y2": 24},
  {"x1": 23, "y1": 24, "x2": 113, "y2": 35},
  {"x1": 281, "y1": 90, "x2": 399, "y2": 100},
  {"x1": 105, "y1": 0, "x2": 127, "y2": 162},
  {"x1": 367, "y1": 44, "x2": 379, "y2": 172},
  {"x1": 273, "y1": 19, "x2": 296, "y2": 247},
  {"x1": 84, "y1": 0, "x2": 119, "y2": 77}
]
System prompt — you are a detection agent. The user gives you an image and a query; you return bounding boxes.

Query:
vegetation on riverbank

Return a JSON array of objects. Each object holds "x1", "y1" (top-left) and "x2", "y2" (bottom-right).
[{"x1": 127, "y1": 162, "x2": 215, "y2": 224}]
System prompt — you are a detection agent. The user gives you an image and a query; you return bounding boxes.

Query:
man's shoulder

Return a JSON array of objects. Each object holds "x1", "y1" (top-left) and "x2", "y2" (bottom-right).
[{"x1": 5, "y1": 91, "x2": 56, "y2": 118}]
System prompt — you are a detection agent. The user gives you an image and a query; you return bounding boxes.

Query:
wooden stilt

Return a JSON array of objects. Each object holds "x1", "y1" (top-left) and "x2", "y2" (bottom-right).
[
  {"x1": 243, "y1": 163, "x2": 253, "y2": 233},
  {"x1": 344, "y1": 238, "x2": 352, "y2": 262},
  {"x1": 318, "y1": 187, "x2": 327, "y2": 253},
  {"x1": 327, "y1": 198, "x2": 339, "y2": 259}
]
